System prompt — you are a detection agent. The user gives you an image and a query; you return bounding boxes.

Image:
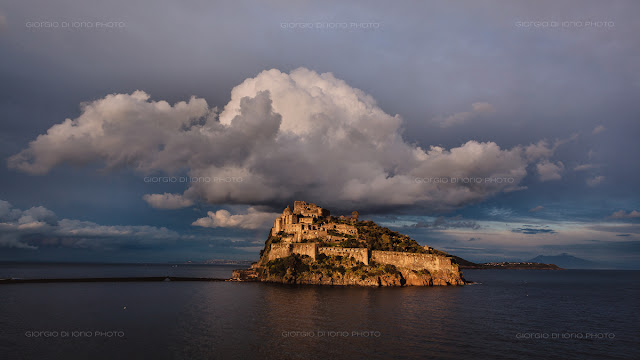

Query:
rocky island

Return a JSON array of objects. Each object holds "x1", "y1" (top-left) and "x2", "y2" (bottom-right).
[{"x1": 232, "y1": 201, "x2": 466, "y2": 286}]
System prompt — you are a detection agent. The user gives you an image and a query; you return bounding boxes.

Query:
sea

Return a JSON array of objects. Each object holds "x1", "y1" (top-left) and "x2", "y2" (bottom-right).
[{"x1": 0, "y1": 263, "x2": 638, "y2": 360}]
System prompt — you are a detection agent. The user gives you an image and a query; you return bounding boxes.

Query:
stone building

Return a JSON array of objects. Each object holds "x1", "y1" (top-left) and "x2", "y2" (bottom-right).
[{"x1": 271, "y1": 201, "x2": 356, "y2": 242}]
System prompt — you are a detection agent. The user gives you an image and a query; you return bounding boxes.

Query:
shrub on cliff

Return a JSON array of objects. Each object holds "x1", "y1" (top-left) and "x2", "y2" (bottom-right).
[
  {"x1": 383, "y1": 264, "x2": 399, "y2": 275},
  {"x1": 266, "y1": 255, "x2": 310, "y2": 277},
  {"x1": 339, "y1": 238, "x2": 364, "y2": 248}
]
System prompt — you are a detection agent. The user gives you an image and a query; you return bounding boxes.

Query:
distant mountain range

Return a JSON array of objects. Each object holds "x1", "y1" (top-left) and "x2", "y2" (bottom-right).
[{"x1": 527, "y1": 253, "x2": 598, "y2": 269}]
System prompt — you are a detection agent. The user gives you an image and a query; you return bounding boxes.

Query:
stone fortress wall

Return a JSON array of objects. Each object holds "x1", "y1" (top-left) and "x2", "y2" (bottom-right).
[
  {"x1": 268, "y1": 243, "x2": 455, "y2": 273},
  {"x1": 266, "y1": 202, "x2": 457, "y2": 274},
  {"x1": 292, "y1": 243, "x2": 318, "y2": 260},
  {"x1": 268, "y1": 243, "x2": 295, "y2": 261},
  {"x1": 370, "y1": 251, "x2": 455, "y2": 270},
  {"x1": 319, "y1": 247, "x2": 369, "y2": 265},
  {"x1": 267, "y1": 243, "x2": 368, "y2": 265}
]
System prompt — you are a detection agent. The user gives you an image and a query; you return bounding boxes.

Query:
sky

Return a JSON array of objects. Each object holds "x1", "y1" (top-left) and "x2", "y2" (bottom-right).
[{"x1": 0, "y1": 1, "x2": 639, "y2": 267}]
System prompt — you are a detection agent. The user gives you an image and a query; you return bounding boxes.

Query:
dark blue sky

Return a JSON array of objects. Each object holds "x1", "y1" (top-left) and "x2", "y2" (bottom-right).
[{"x1": 0, "y1": 1, "x2": 638, "y2": 267}]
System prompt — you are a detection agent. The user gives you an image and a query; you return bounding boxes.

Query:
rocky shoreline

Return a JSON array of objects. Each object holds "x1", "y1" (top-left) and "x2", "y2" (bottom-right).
[
  {"x1": 232, "y1": 252, "x2": 466, "y2": 287},
  {"x1": 233, "y1": 267, "x2": 465, "y2": 287}
]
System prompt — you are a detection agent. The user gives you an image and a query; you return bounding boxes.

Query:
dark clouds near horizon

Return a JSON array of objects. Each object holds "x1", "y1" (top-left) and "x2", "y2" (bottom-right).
[{"x1": 0, "y1": 0, "x2": 639, "y2": 265}]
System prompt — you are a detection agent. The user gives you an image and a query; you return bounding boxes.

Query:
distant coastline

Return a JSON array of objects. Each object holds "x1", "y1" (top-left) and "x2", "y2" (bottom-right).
[
  {"x1": 460, "y1": 262, "x2": 563, "y2": 270},
  {"x1": 451, "y1": 256, "x2": 563, "y2": 270}
]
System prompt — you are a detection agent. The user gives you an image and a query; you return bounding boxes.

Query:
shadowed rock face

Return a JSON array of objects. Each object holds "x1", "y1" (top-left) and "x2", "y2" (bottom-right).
[{"x1": 232, "y1": 202, "x2": 467, "y2": 287}]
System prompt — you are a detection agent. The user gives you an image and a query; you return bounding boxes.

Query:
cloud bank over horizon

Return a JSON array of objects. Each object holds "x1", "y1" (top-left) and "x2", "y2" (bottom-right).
[
  {"x1": 0, "y1": 199, "x2": 179, "y2": 250},
  {"x1": 8, "y1": 68, "x2": 573, "y2": 215},
  {"x1": 0, "y1": 199, "x2": 266, "y2": 253}
]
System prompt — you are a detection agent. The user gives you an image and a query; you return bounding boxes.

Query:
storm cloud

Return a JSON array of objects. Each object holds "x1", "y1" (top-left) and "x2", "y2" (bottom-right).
[{"x1": 9, "y1": 68, "x2": 564, "y2": 214}]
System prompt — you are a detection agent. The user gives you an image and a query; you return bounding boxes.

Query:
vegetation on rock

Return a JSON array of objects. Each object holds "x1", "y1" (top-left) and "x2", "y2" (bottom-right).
[{"x1": 353, "y1": 221, "x2": 427, "y2": 253}]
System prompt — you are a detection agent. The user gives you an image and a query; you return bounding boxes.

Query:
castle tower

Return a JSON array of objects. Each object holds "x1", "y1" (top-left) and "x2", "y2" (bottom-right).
[
  {"x1": 273, "y1": 217, "x2": 280, "y2": 234},
  {"x1": 283, "y1": 206, "x2": 296, "y2": 225},
  {"x1": 293, "y1": 201, "x2": 306, "y2": 214}
]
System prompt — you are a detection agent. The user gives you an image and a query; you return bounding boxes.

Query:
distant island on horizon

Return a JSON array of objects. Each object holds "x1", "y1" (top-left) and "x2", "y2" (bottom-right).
[
  {"x1": 450, "y1": 253, "x2": 602, "y2": 270},
  {"x1": 451, "y1": 256, "x2": 563, "y2": 270},
  {"x1": 527, "y1": 253, "x2": 599, "y2": 269}
]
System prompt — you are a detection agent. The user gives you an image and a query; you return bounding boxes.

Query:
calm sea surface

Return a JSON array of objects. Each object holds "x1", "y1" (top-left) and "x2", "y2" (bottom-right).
[{"x1": 0, "y1": 264, "x2": 638, "y2": 359}]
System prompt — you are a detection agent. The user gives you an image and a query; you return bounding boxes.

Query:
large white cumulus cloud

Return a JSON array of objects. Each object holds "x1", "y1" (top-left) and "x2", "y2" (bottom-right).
[
  {"x1": 8, "y1": 91, "x2": 213, "y2": 174},
  {"x1": 9, "y1": 68, "x2": 550, "y2": 212}
]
